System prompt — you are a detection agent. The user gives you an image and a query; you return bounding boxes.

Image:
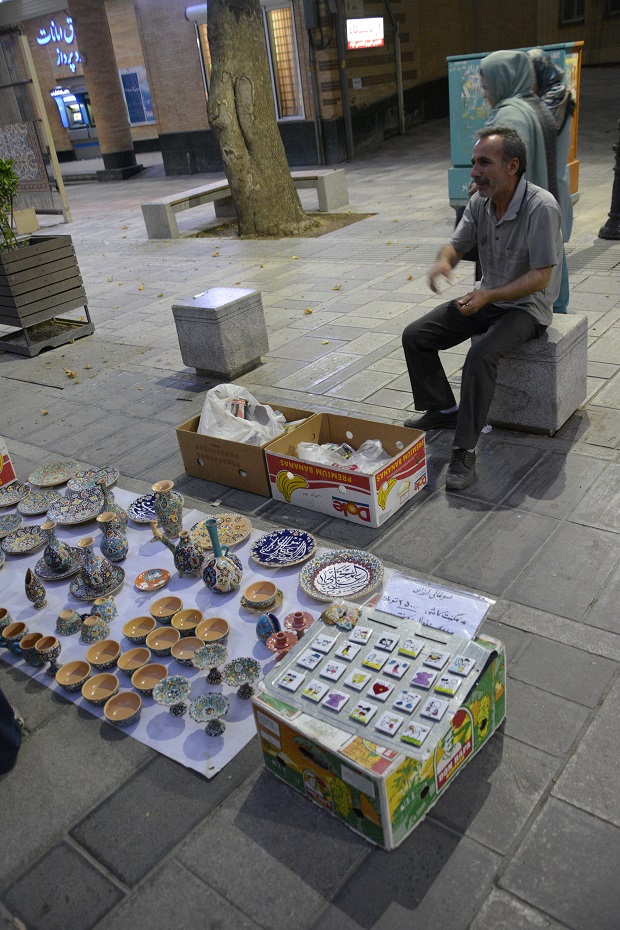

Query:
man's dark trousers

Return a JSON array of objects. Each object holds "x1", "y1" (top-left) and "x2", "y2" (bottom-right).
[{"x1": 402, "y1": 300, "x2": 541, "y2": 450}]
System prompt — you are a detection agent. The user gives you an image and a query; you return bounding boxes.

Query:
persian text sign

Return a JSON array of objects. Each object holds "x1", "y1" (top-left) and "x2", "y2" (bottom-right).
[
  {"x1": 376, "y1": 573, "x2": 493, "y2": 639},
  {"x1": 346, "y1": 17, "x2": 384, "y2": 50}
]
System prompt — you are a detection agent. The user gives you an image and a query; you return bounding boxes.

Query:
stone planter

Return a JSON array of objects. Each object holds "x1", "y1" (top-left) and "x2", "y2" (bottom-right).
[{"x1": 0, "y1": 234, "x2": 94, "y2": 356}]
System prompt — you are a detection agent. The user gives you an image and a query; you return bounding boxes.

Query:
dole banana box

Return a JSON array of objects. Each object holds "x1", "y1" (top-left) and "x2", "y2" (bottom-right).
[
  {"x1": 0, "y1": 438, "x2": 16, "y2": 488},
  {"x1": 265, "y1": 413, "x2": 426, "y2": 527}
]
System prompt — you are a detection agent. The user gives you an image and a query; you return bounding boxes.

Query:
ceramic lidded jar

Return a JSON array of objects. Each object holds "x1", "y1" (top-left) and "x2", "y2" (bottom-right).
[
  {"x1": 95, "y1": 478, "x2": 127, "y2": 528},
  {"x1": 202, "y1": 518, "x2": 243, "y2": 594},
  {"x1": 97, "y1": 512, "x2": 129, "y2": 563},
  {"x1": 151, "y1": 523, "x2": 203, "y2": 577},
  {"x1": 152, "y1": 480, "x2": 184, "y2": 539},
  {"x1": 41, "y1": 520, "x2": 72, "y2": 573},
  {"x1": 25, "y1": 568, "x2": 47, "y2": 609},
  {"x1": 77, "y1": 537, "x2": 114, "y2": 591}
]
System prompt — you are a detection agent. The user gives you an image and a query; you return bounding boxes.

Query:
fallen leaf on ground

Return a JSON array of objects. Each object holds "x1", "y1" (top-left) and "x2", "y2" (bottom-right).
[
  {"x1": 157, "y1": 293, "x2": 164, "y2": 298},
  {"x1": 333, "y1": 285, "x2": 342, "y2": 291},
  {"x1": 40, "y1": 410, "x2": 48, "y2": 415},
  {"x1": 291, "y1": 255, "x2": 299, "y2": 260},
  {"x1": 407, "y1": 275, "x2": 413, "y2": 281},
  {"x1": 63, "y1": 368, "x2": 77, "y2": 378},
  {"x1": 321, "y1": 340, "x2": 329, "y2": 344},
  {"x1": 304, "y1": 308, "x2": 313, "y2": 314},
  {"x1": 138, "y1": 284, "x2": 145, "y2": 291},
  {"x1": 84, "y1": 363, "x2": 92, "y2": 370}
]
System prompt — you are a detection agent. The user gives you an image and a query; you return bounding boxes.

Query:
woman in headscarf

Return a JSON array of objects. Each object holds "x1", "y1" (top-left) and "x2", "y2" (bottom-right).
[{"x1": 528, "y1": 48, "x2": 576, "y2": 313}]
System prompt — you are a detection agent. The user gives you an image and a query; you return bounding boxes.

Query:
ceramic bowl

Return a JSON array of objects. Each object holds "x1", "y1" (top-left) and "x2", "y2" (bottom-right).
[
  {"x1": 122, "y1": 615, "x2": 156, "y2": 645},
  {"x1": 170, "y1": 636, "x2": 204, "y2": 667},
  {"x1": 81, "y1": 672, "x2": 119, "y2": 705},
  {"x1": 0, "y1": 608, "x2": 13, "y2": 630},
  {"x1": 55, "y1": 609, "x2": 83, "y2": 637},
  {"x1": 171, "y1": 608, "x2": 202, "y2": 637},
  {"x1": 131, "y1": 662, "x2": 167, "y2": 697},
  {"x1": 117, "y1": 647, "x2": 151, "y2": 677},
  {"x1": 149, "y1": 595, "x2": 183, "y2": 625},
  {"x1": 145, "y1": 626, "x2": 180, "y2": 657},
  {"x1": 19, "y1": 632, "x2": 45, "y2": 666},
  {"x1": 104, "y1": 691, "x2": 142, "y2": 727},
  {"x1": 1, "y1": 622, "x2": 28, "y2": 645},
  {"x1": 242, "y1": 580, "x2": 278, "y2": 611},
  {"x1": 92, "y1": 595, "x2": 118, "y2": 625},
  {"x1": 80, "y1": 616, "x2": 110, "y2": 645},
  {"x1": 56, "y1": 660, "x2": 91, "y2": 692},
  {"x1": 195, "y1": 616, "x2": 229, "y2": 646},
  {"x1": 86, "y1": 639, "x2": 121, "y2": 671}
]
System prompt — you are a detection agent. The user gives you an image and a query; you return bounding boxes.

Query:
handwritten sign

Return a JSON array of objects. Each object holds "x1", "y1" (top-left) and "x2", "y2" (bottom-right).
[{"x1": 376, "y1": 573, "x2": 493, "y2": 639}]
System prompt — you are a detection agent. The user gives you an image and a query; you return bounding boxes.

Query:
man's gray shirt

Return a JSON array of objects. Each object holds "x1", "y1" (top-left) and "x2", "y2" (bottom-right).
[{"x1": 450, "y1": 177, "x2": 562, "y2": 326}]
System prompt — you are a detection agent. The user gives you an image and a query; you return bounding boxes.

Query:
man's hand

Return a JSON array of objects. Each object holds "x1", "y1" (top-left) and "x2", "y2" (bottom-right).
[
  {"x1": 427, "y1": 245, "x2": 461, "y2": 294},
  {"x1": 454, "y1": 290, "x2": 489, "y2": 315}
]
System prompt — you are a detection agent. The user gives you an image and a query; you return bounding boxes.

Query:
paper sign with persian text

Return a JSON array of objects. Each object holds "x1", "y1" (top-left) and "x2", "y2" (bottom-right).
[
  {"x1": 376, "y1": 573, "x2": 493, "y2": 639},
  {"x1": 0, "y1": 438, "x2": 16, "y2": 488}
]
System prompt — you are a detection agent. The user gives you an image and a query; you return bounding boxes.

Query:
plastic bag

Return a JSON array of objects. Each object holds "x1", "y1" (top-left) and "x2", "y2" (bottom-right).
[
  {"x1": 198, "y1": 384, "x2": 287, "y2": 445},
  {"x1": 347, "y1": 440, "x2": 392, "y2": 473},
  {"x1": 296, "y1": 439, "x2": 392, "y2": 474}
]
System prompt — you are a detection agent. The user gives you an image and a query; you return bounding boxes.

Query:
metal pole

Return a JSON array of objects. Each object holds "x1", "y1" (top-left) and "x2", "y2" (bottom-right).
[
  {"x1": 334, "y1": 0, "x2": 354, "y2": 160},
  {"x1": 384, "y1": 0, "x2": 404, "y2": 135},
  {"x1": 599, "y1": 118, "x2": 620, "y2": 240}
]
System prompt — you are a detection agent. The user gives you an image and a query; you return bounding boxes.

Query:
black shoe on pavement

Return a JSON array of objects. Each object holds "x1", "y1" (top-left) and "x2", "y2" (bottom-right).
[
  {"x1": 404, "y1": 409, "x2": 458, "y2": 431},
  {"x1": 446, "y1": 448, "x2": 476, "y2": 490}
]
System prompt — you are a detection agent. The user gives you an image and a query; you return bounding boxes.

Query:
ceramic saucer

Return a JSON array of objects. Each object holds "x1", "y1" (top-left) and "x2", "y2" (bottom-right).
[
  {"x1": 28, "y1": 461, "x2": 80, "y2": 487},
  {"x1": 67, "y1": 465, "x2": 119, "y2": 492},
  {"x1": 127, "y1": 493, "x2": 157, "y2": 524},
  {"x1": 17, "y1": 488, "x2": 61, "y2": 516},
  {"x1": 134, "y1": 568, "x2": 170, "y2": 592},
  {"x1": 189, "y1": 513, "x2": 252, "y2": 549},
  {"x1": 240, "y1": 588, "x2": 284, "y2": 613},
  {"x1": 283, "y1": 610, "x2": 315, "y2": 633},
  {"x1": 0, "y1": 513, "x2": 22, "y2": 539},
  {"x1": 299, "y1": 549, "x2": 384, "y2": 602},
  {"x1": 1, "y1": 525, "x2": 47, "y2": 555},
  {"x1": 250, "y1": 528, "x2": 316, "y2": 568},
  {"x1": 69, "y1": 564, "x2": 125, "y2": 601},
  {"x1": 266, "y1": 630, "x2": 298, "y2": 654},
  {"x1": 47, "y1": 485, "x2": 104, "y2": 525},
  {"x1": 0, "y1": 483, "x2": 29, "y2": 508},
  {"x1": 34, "y1": 546, "x2": 84, "y2": 581}
]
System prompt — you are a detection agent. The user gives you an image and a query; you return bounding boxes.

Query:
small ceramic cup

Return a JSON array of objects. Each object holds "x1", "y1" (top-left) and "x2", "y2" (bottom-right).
[
  {"x1": 34, "y1": 635, "x2": 62, "y2": 676},
  {"x1": 92, "y1": 595, "x2": 118, "y2": 625},
  {"x1": 81, "y1": 672, "x2": 119, "y2": 706},
  {"x1": 1, "y1": 622, "x2": 28, "y2": 649},
  {"x1": 145, "y1": 626, "x2": 180, "y2": 657},
  {"x1": 195, "y1": 616, "x2": 229, "y2": 646},
  {"x1": 117, "y1": 647, "x2": 151, "y2": 678},
  {"x1": 170, "y1": 636, "x2": 203, "y2": 667},
  {"x1": 171, "y1": 608, "x2": 202, "y2": 637},
  {"x1": 243, "y1": 581, "x2": 277, "y2": 611},
  {"x1": 56, "y1": 660, "x2": 91, "y2": 692},
  {"x1": 56, "y1": 609, "x2": 83, "y2": 637},
  {"x1": 0, "y1": 608, "x2": 13, "y2": 631},
  {"x1": 19, "y1": 631, "x2": 45, "y2": 666},
  {"x1": 86, "y1": 639, "x2": 121, "y2": 672},
  {"x1": 80, "y1": 615, "x2": 110, "y2": 645},
  {"x1": 131, "y1": 662, "x2": 167, "y2": 697},
  {"x1": 104, "y1": 691, "x2": 142, "y2": 727},
  {"x1": 149, "y1": 595, "x2": 183, "y2": 625},
  {"x1": 122, "y1": 616, "x2": 156, "y2": 645}
]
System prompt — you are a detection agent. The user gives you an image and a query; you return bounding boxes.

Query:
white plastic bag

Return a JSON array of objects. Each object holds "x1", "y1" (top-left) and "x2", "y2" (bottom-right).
[
  {"x1": 197, "y1": 384, "x2": 286, "y2": 445},
  {"x1": 296, "y1": 438, "x2": 392, "y2": 474}
]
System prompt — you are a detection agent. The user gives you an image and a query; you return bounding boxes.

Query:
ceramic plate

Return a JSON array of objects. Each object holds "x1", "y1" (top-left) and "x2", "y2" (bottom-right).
[
  {"x1": 299, "y1": 549, "x2": 384, "y2": 602},
  {"x1": 17, "y1": 488, "x2": 61, "y2": 516},
  {"x1": 67, "y1": 465, "x2": 119, "y2": 492},
  {"x1": 0, "y1": 549, "x2": 4, "y2": 570},
  {"x1": 0, "y1": 482, "x2": 29, "y2": 508},
  {"x1": 192, "y1": 643, "x2": 228, "y2": 671},
  {"x1": 127, "y1": 493, "x2": 157, "y2": 524},
  {"x1": 0, "y1": 513, "x2": 22, "y2": 539},
  {"x1": 250, "y1": 528, "x2": 316, "y2": 568},
  {"x1": 153, "y1": 675, "x2": 190, "y2": 707},
  {"x1": 69, "y1": 564, "x2": 125, "y2": 601},
  {"x1": 34, "y1": 546, "x2": 84, "y2": 581},
  {"x1": 1, "y1": 524, "x2": 47, "y2": 555},
  {"x1": 189, "y1": 513, "x2": 252, "y2": 550},
  {"x1": 190, "y1": 692, "x2": 230, "y2": 723},
  {"x1": 222, "y1": 656, "x2": 261, "y2": 687},
  {"x1": 28, "y1": 461, "x2": 80, "y2": 487},
  {"x1": 134, "y1": 568, "x2": 170, "y2": 592},
  {"x1": 47, "y1": 485, "x2": 104, "y2": 525}
]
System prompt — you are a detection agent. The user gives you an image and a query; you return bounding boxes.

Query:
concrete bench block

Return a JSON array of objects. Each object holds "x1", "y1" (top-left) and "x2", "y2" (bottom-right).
[
  {"x1": 141, "y1": 202, "x2": 179, "y2": 239},
  {"x1": 171, "y1": 287, "x2": 269, "y2": 380},
  {"x1": 476, "y1": 313, "x2": 588, "y2": 435},
  {"x1": 316, "y1": 169, "x2": 349, "y2": 211}
]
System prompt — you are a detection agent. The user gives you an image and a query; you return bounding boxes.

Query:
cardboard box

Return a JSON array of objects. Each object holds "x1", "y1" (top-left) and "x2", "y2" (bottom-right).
[
  {"x1": 253, "y1": 626, "x2": 505, "y2": 850},
  {"x1": 265, "y1": 413, "x2": 426, "y2": 527},
  {"x1": 176, "y1": 405, "x2": 314, "y2": 497},
  {"x1": 0, "y1": 437, "x2": 16, "y2": 488}
]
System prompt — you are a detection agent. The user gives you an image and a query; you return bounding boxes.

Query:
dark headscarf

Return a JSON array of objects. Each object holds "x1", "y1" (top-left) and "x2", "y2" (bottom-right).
[{"x1": 528, "y1": 48, "x2": 576, "y2": 133}]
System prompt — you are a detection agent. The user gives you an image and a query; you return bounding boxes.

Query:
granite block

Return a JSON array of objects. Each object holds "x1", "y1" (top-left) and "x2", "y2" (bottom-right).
[
  {"x1": 509, "y1": 635, "x2": 616, "y2": 707},
  {"x1": 569, "y1": 462, "x2": 620, "y2": 532},
  {"x1": 469, "y1": 889, "x2": 567, "y2": 930},
  {"x1": 502, "y1": 451, "x2": 606, "y2": 518}
]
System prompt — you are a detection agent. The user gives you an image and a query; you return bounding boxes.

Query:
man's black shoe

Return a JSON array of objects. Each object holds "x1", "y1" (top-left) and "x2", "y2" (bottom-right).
[
  {"x1": 404, "y1": 409, "x2": 458, "y2": 431},
  {"x1": 446, "y1": 448, "x2": 476, "y2": 491}
]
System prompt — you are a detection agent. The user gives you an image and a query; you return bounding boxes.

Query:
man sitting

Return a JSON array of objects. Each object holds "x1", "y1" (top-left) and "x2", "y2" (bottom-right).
[{"x1": 402, "y1": 127, "x2": 562, "y2": 491}]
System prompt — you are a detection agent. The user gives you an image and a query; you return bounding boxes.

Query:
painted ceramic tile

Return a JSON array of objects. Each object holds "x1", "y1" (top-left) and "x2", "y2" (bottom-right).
[
  {"x1": 366, "y1": 678, "x2": 394, "y2": 702},
  {"x1": 296, "y1": 649, "x2": 323, "y2": 671},
  {"x1": 375, "y1": 633, "x2": 399, "y2": 653},
  {"x1": 399, "y1": 637, "x2": 425, "y2": 659},
  {"x1": 343, "y1": 669, "x2": 372, "y2": 692},
  {"x1": 301, "y1": 679, "x2": 329, "y2": 702},
  {"x1": 335, "y1": 641, "x2": 361, "y2": 662},
  {"x1": 448, "y1": 655, "x2": 476, "y2": 677},
  {"x1": 434, "y1": 674, "x2": 462, "y2": 697},
  {"x1": 423, "y1": 649, "x2": 451, "y2": 670},
  {"x1": 349, "y1": 625, "x2": 373, "y2": 645},
  {"x1": 320, "y1": 660, "x2": 346, "y2": 682},
  {"x1": 383, "y1": 657, "x2": 410, "y2": 679},
  {"x1": 400, "y1": 721, "x2": 431, "y2": 747},
  {"x1": 362, "y1": 650, "x2": 387, "y2": 671},
  {"x1": 375, "y1": 711, "x2": 404, "y2": 736},
  {"x1": 278, "y1": 670, "x2": 306, "y2": 692},
  {"x1": 393, "y1": 689, "x2": 421, "y2": 715},
  {"x1": 322, "y1": 689, "x2": 349, "y2": 712},
  {"x1": 420, "y1": 696, "x2": 449, "y2": 721},
  {"x1": 311, "y1": 633, "x2": 337, "y2": 654},
  {"x1": 410, "y1": 668, "x2": 438, "y2": 690},
  {"x1": 349, "y1": 701, "x2": 377, "y2": 725}
]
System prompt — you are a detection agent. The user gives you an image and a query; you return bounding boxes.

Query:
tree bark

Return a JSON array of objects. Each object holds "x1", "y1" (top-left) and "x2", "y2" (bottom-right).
[{"x1": 207, "y1": 0, "x2": 311, "y2": 237}]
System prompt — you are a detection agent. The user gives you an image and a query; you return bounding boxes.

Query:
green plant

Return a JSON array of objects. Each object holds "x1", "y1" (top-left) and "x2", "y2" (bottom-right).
[{"x1": 0, "y1": 157, "x2": 19, "y2": 251}]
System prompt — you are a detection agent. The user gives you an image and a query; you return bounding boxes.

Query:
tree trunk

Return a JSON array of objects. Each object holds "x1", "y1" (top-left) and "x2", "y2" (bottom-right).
[{"x1": 207, "y1": 0, "x2": 311, "y2": 237}]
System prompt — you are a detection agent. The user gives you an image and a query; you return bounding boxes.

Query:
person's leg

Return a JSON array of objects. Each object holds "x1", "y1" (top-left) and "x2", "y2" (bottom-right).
[
  {"x1": 0, "y1": 686, "x2": 22, "y2": 774},
  {"x1": 553, "y1": 249, "x2": 569, "y2": 314}
]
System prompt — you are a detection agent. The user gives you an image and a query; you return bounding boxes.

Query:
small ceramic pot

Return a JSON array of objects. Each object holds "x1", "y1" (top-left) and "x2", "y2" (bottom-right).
[
  {"x1": 256, "y1": 612, "x2": 280, "y2": 642},
  {"x1": 1, "y1": 622, "x2": 28, "y2": 650},
  {"x1": 41, "y1": 520, "x2": 72, "y2": 573},
  {"x1": 34, "y1": 635, "x2": 62, "y2": 676},
  {"x1": 171, "y1": 608, "x2": 202, "y2": 637},
  {"x1": 86, "y1": 639, "x2": 121, "y2": 671},
  {"x1": 56, "y1": 660, "x2": 91, "y2": 692},
  {"x1": 0, "y1": 608, "x2": 14, "y2": 631},
  {"x1": 97, "y1": 511, "x2": 129, "y2": 563},
  {"x1": 149, "y1": 596, "x2": 183, "y2": 625},
  {"x1": 25, "y1": 568, "x2": 47, "y2": 610},
  {"x1": 122, "y1": 616, "x2": 156, "y2": 645},
  {"x1": 55, "y1": 609, "x2": 84, "y2": 637},
  {"x1": 104, "y1": 691, "x2": 142, "y2": 727},
  {"x1": 19, "y1": 632, "x2": 45, "y2": 666},
  {"x1": 145, "y1": 626, "x2": 180, "y2": 657},
  {"x1": 243, "y1": 581, "x2": 278, "y2": 611},
  {"x1": 151, "y1": 480, "x2": 184, "y2": 538},
  {"x1": 80, "y1": 615, "x2": 110, "y2": 645},
  {"x1": 92, "y1": 595, "x2": 118, "y2": 625},
  {"x1": 170, "y1": 636, "x2": 203, "y2": 667},
  {"x1": 81, "y1": 672, "x2": 119, "y2": 706},
  {"x1": 117, "y1": 647, "x2": 151, "y2": 677},
  {"x1": 195, "y1": 617, "x2": 229, "y2": 646},
  {"x1": 77, "y1": 537, "x2": 115, "y2": 591},
  {"x1": 131, "y1": 662, "x2": 167, "y2": 697}
]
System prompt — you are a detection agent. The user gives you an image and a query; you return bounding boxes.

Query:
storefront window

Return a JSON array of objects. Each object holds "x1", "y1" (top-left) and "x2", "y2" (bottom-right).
[{"x1": 560, "y1": 0, "x2": 585, "y2": 24}]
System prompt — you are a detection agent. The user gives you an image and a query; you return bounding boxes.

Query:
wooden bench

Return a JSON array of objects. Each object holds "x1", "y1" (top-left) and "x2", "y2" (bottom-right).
[{"x1": 141, "y1": 168, "x2": 349, "y2": 240}]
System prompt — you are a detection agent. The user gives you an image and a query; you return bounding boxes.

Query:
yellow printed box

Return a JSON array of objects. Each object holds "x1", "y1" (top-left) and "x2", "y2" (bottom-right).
[
  {"x1": 252, "y1": 634, "x2": 505, "y2": 849},
  {"x1": 0, "y1": 437, "x2": 16, "y2": 488}
]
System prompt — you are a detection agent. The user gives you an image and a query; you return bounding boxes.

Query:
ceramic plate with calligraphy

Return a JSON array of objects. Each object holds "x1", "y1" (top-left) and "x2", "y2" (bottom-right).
[
  {"x1": 28, "y1": 461, "x2": 80, "y2": 487},
  {"x1": 189, "y1": 513, "x2": 252, "y2": 550},
  {"x1": 0, "y1": 513, "x2": 22, "y2": 539},
  {"x1": 1, "y1": 524, "x2": 47, "y2": 555},
  {"x1": 250, "y1": 528, "x2": 316, "y2": 568},
  {"x1": 17, "y1": 488, "x2": 61, "y2": 516},
  {"x1": 0, "y1": 483, "x2": 29, "y2": 508},
  {"x1": 299, "y1": 549, "x2": 384, "y2": 602},
  {"x1": 47, "y1": 485, "x2": 104, "y2": 525},
  {"x1": 127, "y1": 493, "x2": 157, "y2": 524},
  {"x1": 134, "y1": 568, "x2": 170, "y2": 592},
  {"x1": 34, "y1": 546, "x2": 84, "y2": 581},
  {"x1": 69, "y1": 564, "x2": 125, "y2": 601},
  {"x1": 67, "y1": 465, "x2": 119, "y2": 492}
]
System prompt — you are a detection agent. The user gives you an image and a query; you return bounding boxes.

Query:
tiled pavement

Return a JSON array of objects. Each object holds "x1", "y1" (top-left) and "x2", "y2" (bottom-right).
[{"x1": 1, "y1": 68, "x2": 619, "y2": 930}]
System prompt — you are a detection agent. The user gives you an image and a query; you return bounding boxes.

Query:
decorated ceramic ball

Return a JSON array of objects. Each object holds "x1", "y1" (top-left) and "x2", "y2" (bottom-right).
[{"x1": 255, "y1": 612, "x2": 280, "y2": 642}]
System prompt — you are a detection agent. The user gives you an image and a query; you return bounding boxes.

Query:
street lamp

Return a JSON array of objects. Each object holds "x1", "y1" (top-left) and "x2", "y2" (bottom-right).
[{"x1": 599, "y1": 118, "x2": 620, "y2": 240}]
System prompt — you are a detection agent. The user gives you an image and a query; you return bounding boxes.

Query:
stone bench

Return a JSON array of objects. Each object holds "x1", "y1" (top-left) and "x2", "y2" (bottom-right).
[
  {"x1": 141, "y1": 168, "x2": 349, "y2": 239},
  {"x1": 475, "y1": 312, "x2": 588, "y2": 435}
]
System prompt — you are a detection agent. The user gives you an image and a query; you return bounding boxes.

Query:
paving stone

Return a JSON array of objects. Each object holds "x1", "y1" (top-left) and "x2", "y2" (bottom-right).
[
  {"x1": 325, "y1": 370, "x2": 396, "y2": 400},
  {"x1": 1, "y1": 842, "x2": 123, "y2": 930},
  {"x1": 580, "y1": 404, "x2": 620, "y2": 447},
  {"x1": 502, "y1": 451, "x2": 607, "y2": 518},
  {"x1": 469, "y1": 889, "x2": 567, "y2": 930},
  {"x1": 569, "y1": 462, "x2": 620, "y2": 532},
  {"x1": 503, "y1": 678, "x2": 590, "y2": 756},
  {"x1": 499, "y1": 601, "x2": 620, "y2": 663},
  {"x1": 500, "y1": 799, "x2": 620, "y2": 930},
  {"x1": 0, "y1": 664, "x2": 71, "y2": 732},
  {"x1": 267, "y1": 335, "x2": 347, "y2": 362},
  {"x1": 505, "y1": 522, "x2": 620, "y2": 620},
  {"x1": 456, "y1": 440, "x2": 547, "y2": 505},
  {"x1": 509, "y1": 635, "x2": 616, "y2": 707},
  {"x1": 552, "y1": 677, "x2": 620, "y2": 828}
]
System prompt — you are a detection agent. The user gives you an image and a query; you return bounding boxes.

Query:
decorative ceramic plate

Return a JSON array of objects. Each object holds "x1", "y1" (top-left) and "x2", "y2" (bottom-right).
[
  {"x1": 250, "y1": 528, "x2": 316, "y2": 568},
  {"x1": 67, "y1": 465, "x2": 119, "y2": 492},
  {"x1": 47, "y1": 486, "x2": 104, "y2": 525},
  {"x1": 190, "y1": 692, "x2": 230, "y2": 723},
  {"x1": 299, "y1": 549, "x2": 384, "y2": 602},
  {"x1": 0, "y1": 549, "x2": 4, "y2": 570},
  {"x1": 189, "y1": 513, "x2": 252, "y2": 550},
  {"x1": 1, "y1": 524, "x2": 47, "y2": 555},
  {"x1": 222, "y1": 656, "x2": 261, "y2": 687},
  {"x1": 240, "y1": 588, "x2": 284, "y2": 614},
  {"x1": 134, "y1": 568, "x2": 170, "y2": 592},
  {"x1": 34, "y1": 546, "x2": 84, "y2": 581},
  {"x1": 153, "y1": 675, "x2": 190, "y2": 707},
  {"x1": 0, "y1": 513, "x2": 22, "y2": 539},
  {"x1": 127, "y1": 493, "x2": 157, "y2": 524},
  {"x1": 192, "y1": 643, "x2": 228, "y2": 671},
  {"x1": 69, "y1": 564, "x2": 125, "y2": 601},
  {"x1": 0, "y1": 483, "x2": 29, "y2": 508},
  {"x1": 17, "y1": 488, "x2": 61, "y2": 516},
  {"x1": 28, "y1": 461, "x2": 80, "y2": 487}
]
